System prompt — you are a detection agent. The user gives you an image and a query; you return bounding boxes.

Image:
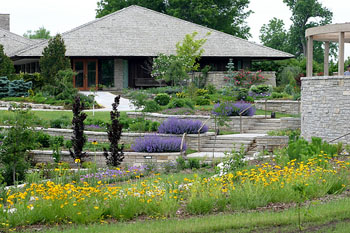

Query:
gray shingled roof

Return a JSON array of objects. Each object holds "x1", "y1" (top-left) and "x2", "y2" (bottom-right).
[
  {"x1": 14, "y1": 5, "x2": 293, "y2": 58},
  {"x1": 0, "y1": 28, "x2": 37, "y2": 56}
]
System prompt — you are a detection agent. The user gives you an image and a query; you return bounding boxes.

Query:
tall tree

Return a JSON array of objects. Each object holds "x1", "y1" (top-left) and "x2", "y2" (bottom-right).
[
  {"x1": 283, "y1": 0, "x2": 333, "y2": 59},
  {"x1": 0, "y1": 44, "x2": 15, "y2": 78},
  {"x1": 96, "y1": 0, "x2": 252, "y2": 39},
  {"x1": 23, "y1": 27, "x2": 51, "y2": 39},
  {"x1": 96, "y1": 0, "x2": 166, "y2": 17},
  {"x1": 39, "y1": 34, "x2": 70, "y2": 87},
  {"x1": 259, "y1": 18, "x2": 292, "y2": 53}
]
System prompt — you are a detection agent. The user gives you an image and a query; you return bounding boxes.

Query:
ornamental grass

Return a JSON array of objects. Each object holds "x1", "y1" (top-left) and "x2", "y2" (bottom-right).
[{"x1": 0, "y1": 154, "x2": 348, "y2": 229}]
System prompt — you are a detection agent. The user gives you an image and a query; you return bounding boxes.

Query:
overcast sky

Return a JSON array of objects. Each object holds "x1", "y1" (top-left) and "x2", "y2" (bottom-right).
[{"x1": 2, "y1": 0, "x2": 350, "y2": 58}]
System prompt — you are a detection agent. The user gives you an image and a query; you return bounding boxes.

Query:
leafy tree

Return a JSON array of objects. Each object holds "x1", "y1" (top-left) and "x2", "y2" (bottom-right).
[
  {"x1": 96, "y1": 0, "x2": 252, "y2": 39},
  {"x1": 152, "y1": 32, "x2": 208, "y2": 85},
  {"x1": 39, "y1": 34, "x2": 70, "y2": 88},
  {"x1": 283, "y1": 0, "x2": 334, "y2": 62},
  {"x1": 96, "y1": 0, "x2": 166, "y2": 17},
  {"x1": 0, "y1": 44, "x2": 15, "y2": 78},
  {"x1": 0, "y1": 107, "x2": 36, "y2": 185},
  {"x1": 23, "y1": 27, "x2": 51, "y2": 39},
  {"x1": 104, "y1": 95, "x2": 125, "y2": 167},
  {"x1": 259, "y1": 18, "x2": 292, "y2": 53}
]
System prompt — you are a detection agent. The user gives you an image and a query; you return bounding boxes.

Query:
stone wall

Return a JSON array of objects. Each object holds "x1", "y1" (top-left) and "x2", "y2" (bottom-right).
[
  {"x1": 301, "y1": 76, "x2": 350, "y2": 143},
  {"x1": 127, "y1": 112, "x2": 300, "y2": 132},
  {"x1": 0, "y1": 101, "x2": 64, "y2": 110},
  {"x1": 194, "y1": 71, "x2": 276, "y2": 89},
  {"x1": 255, "y1": 100, "x2": 301, "y2": 115},
  {"x1": 36, "y1": 128, "x2": 214, "y2": 151},
  {"x1": 31, "y1": 150, "x2": 181, "y2": 167},
  {"x1": 255, "y1": 136, "x2": 289, "y2": 153}
]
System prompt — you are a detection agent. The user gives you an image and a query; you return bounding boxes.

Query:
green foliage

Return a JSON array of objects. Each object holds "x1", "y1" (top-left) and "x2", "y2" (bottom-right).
[
  {"x1": 50, "y1": 115, "x2": 71, "y2": 128},
  {"x1": 152, "y1": 32, "x2": 208, "y2": 86},
  {"x1": 206, "y1": 84, "x2": 216, "y2": 95},
  {"x1": 53, "y1": 69, "x2": 78, "y2": 102},
  {"x1": 128, "y1": 91, "x2": 148, "y2": 111},
  {"x1": 96, "y1": 0, "x2": 252, "y2": 39},
  {"x1": 249, "y1": 85, "x2": 271, "y2": 94},
  {"x1": 35, "y1": 131, "x2": 52, "y2": 148},
  {"x1": 0, "y1": 76, "x2": 10, "y2": 98},
  {"x1": 221, "y1": 145, "x2": 247, "y2": 173},
  {"x1": 286, "y1": 137, "x2": 342, "y2": 161},
  {"x1": 195, "y1": 89, "x2": 208, "y2": 96},
  {"x1": 154, "y1": 93, "x2": 170, "y2": 106},
  {"x1": 13, "y1": 73, "x2": 44, "y2": 91},
  {"x1": 142, "y1": 100, "x2": 161, "y2": 113},
  {"x1": 175, "y1": 92, "x2": 186, "y2": 98},
  {"x1": 167, "y1": 98, "x2": 194, "y2": 109},
  {"x1": 0, "y1": 107, "x2": 36, "y2": 185},
  {"x1": 0, "y1": 44, "x2": 15, "y2": 78},
  {"x1": 194, "y1": 96, "x2": 210, "y2": 106},
  {"x1": 39, "y1": 34, "x2": 70, "y2": 87},
  {"x1": 279, "y1": 66, "x2": 302, "y2": 86},
  {"x1": 259, "y1": 18, "x2": 291, "y2": 53},
  {"x1": 50, "y1": 136, "x2": 64, "y2": 163},
  {"x1": 8, "y1": 79, "x2": 32, "y2": 97},
  {"x1": 188, "y1": 158, "x2": 200, "y2": 170},
  {"x1": 23, "y1": 27, "x2": 51, "y2": 39}
]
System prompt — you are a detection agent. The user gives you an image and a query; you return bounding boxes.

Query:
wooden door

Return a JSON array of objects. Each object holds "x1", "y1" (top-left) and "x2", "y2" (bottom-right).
[{"x1": 73, "y1": 59, "x2": 98, "y2": 91}]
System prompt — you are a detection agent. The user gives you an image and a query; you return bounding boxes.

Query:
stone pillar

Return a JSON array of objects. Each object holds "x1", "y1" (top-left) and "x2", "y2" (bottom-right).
[
  {"x1": 339, "y1": 32, "x2": 345, "y2": 75},
  {"x1": 114, "y1": 59, "x2": 124, "y2": 90},
  {"x1": 324, "y1": 41, "x2": 330, "y2": 76},
  {"x1": 307, "y1": 36, "x2": 313, "y2": 77}
]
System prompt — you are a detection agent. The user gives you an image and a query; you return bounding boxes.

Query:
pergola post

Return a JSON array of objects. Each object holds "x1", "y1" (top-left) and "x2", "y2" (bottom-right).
[
  {"x1": 324, "y1": 41, "x2": 330, "y2": 76},
  {"x1": 307, "y1": 36, "x2": 313, "y2": 77},
  {"x1": 338, "y1": 32, "x2": 345, "y2": 75}
]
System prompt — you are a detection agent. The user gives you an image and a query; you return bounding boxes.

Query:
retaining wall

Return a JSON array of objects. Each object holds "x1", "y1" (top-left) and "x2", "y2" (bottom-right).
[
  {"x1": 301, "y1": 76, "x2": 350, "y2": 143},
  {"x1": 255, "y1": 100, "x2": 301, "y2": 115},
  {"x1": 30, "y1": 150, "x2": 181, "y2": 167}
]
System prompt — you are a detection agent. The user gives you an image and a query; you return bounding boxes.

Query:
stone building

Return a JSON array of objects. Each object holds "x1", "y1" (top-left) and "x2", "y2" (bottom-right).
[{"x1": 2, "y1": 6, "x2": 293, "y2": 90}]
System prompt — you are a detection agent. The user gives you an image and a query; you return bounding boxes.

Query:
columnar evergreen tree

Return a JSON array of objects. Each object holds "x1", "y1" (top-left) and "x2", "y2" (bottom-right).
[
  {"x1": 0, "y1": 44, "x2": 15, "y2": 78},
  {"x1": 69, "y1": 96, "x2": 88, "y2": 163},
  {"x1": 39, "y1": 34, "x2": 70, "y2": 87},
  {"x1": 104, "y1": 95, "x2": 124, "y2": 167}
]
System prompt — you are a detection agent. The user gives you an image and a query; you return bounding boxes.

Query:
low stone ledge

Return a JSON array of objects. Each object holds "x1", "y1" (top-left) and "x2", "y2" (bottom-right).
[
  {"x1": 0, "y1": 101, "x2": 64, "y2": 110},
  {"x1": 255, "y1": 136, "x2": 289, "y2": 153},
  {"x1": 30, "y1": 150, "x2": 182, "y2": 167},
  {"x1": 255, "y1": 100, "x2": 301, "y2": 115}
]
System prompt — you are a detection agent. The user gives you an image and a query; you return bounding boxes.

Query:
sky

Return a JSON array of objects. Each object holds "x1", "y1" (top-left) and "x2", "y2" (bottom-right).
[{"x1": 1, "y1": 0, "x2": 350, "y2": 58}]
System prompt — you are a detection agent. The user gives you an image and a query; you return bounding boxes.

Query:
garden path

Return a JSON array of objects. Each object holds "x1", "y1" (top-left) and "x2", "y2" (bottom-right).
[{"x1": 80, "y1": 91, "x2": 136, "y2": 111}]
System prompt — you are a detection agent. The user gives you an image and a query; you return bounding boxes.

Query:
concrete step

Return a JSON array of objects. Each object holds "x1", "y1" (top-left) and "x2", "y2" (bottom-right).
[
  {"x1": 205, "y1": 140, "x2": 252, "y2": 145},
  {"x1": 201, "y1": 144, "x2": 248, "y2": 149},
  {"x1": 199, "y1": 147, "x2": 247, "y2": 152},
  {"x1": 244, "y1": 130, "x2": 270, "y2": 134}
]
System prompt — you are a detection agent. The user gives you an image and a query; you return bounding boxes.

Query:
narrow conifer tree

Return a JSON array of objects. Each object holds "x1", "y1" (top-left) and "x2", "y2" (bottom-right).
[{"x1": 104, "y1": 95, "x2": 124, "y2": 167}]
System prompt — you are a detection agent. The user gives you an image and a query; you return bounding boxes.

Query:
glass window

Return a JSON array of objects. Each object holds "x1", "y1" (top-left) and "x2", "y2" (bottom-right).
[{"x1": 99, "y1": 59, "x2": 114, "y2": 88}]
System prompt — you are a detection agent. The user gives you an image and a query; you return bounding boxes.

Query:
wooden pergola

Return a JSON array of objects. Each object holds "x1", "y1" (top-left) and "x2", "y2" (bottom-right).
[{"x1": 305, "y1": 23, "x2": 350, "y2": 77}]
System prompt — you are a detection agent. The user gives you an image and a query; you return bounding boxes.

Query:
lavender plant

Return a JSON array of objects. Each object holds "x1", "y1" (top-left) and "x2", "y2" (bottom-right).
[
  {"x1": 69, "y1": 95, "x2": 87, "y2": 162},
  {"x1": 103, "y1": 96, "x2": 124, "y2": 167},
  {"x1": 212, "y1": 101, "x2": 255, "y2": 117},
  {"x1": 158, "y1": 118, "x2": 208, "y2": 134},
  {"x1": 131, "y1": 135, "x2": 186, "y2": 153}
]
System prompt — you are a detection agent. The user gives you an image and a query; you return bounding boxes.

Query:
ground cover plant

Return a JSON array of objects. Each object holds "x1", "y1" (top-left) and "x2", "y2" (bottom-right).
[{"x1": 0, "y1": 153, "x2": 348, "y2": 231}]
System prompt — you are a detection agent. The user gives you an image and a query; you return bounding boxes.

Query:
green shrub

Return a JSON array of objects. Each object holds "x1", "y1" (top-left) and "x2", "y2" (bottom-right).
[
  {"x1": 168, "y1": 98, "x2": 185, "y2": 108},
  {"x1": 13, "y1": 73, "x2": 44, "y2": 91},
  {"x1": 175, "y1": 92, "x2": 186, "y2": 98},
  {"x1": 284, "y1": 84, "x2": 294, "y2": 95},
  {"x1": 236, "y1": 88, "x2": 248, "y2": 101},
  {"x1": 206, "y1": 84, "x2": 217, "y2": 94},
  {"x1": 142, "y1": 100, "x2": 161, "y2": 113},
  {"x1": 194, "y1": 97, "x2": 210, "y2": 106},
  {"x1": 154, "y1": 93, "x2": 170, "y2": 106},
  {"x1": 195, "y1": 88, "x2": 208, "y2": 96},
  {"x1": 50, "y1": 115, "x2": 71, "y2": 128},
  {"x1": 150, "y1": 121, "x2": 160, "y2": 132},
  {"x1": 35, "y1": 131, "x2": 52, "y2": 148},
  {"x1": 249, "y1": 84, "x2": 271, "y2": 94},
  {"x1": 188, "y1": 158, "x2": 200, "y2": 169},
  {"x1": 176, "y1": 156, "x2": 187, "y2": 170}
]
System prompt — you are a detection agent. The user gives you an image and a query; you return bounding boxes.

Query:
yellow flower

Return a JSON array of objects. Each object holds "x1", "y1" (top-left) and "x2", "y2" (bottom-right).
[
  {"x1": 75, "y1": 158, "x2": 81, "y2": 164},
  {"x1": 92, "y1": 140, "x2": 98, "y2": 145},
  {"x1": 94, "y1": 206, "x2": 99, "y2": 210}
]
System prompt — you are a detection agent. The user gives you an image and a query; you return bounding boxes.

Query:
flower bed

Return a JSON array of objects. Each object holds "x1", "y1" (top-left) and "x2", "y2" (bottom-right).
[
  {"x1": 158, "y1": 117, "x2": 208, "y2": 134},
  {"x1": 0, "y1": 154, "x2": 348, "y2": 229},
  {"x1": 131, "y1": 135, "x2": 185, "y2": 153},
  {"x1": 212, "y1": 101, "x2": 256, "y2": 116}
]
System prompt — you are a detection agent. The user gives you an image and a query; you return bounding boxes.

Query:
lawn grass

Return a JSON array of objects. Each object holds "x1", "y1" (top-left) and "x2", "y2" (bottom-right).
[
  {"x1": 0, "y1": 110, "x2": 124, "y2": 123},
  {"x1": 42, "y1": 196, "x2": 350, "y2": 233}
]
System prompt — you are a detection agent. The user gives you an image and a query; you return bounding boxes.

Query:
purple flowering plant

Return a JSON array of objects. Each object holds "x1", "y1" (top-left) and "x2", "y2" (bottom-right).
[
  {"x1": 158, "y1": 117, "x2": 208, "y2": 134},
  {"x1": 212, "y1": 101, "x2": 256, "y2": 116},
  {"x1": 131, "y1": 135, "x2": 186, "y2": 153}
]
